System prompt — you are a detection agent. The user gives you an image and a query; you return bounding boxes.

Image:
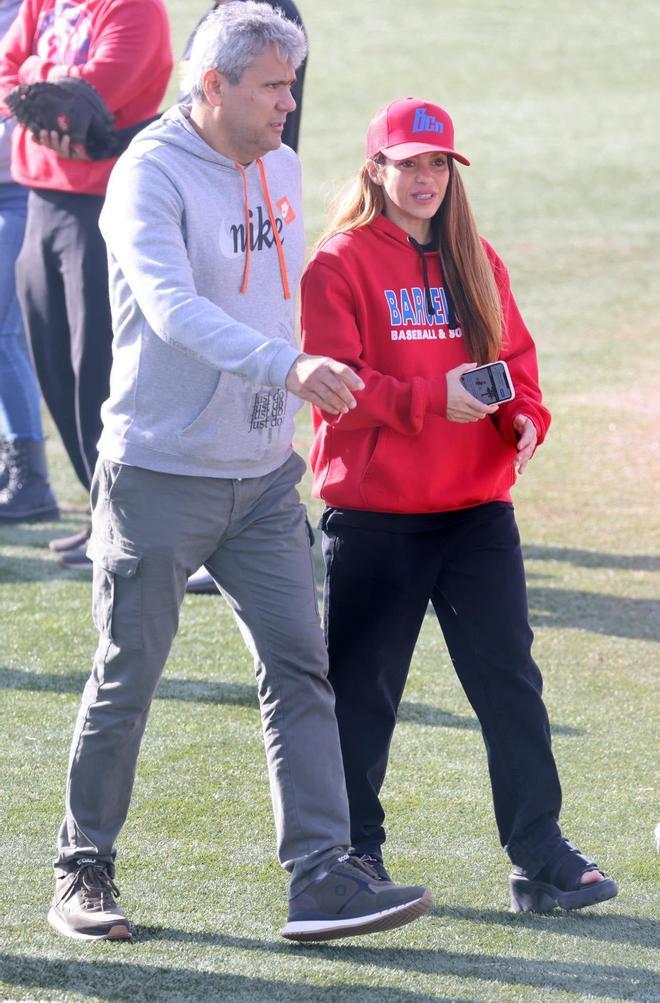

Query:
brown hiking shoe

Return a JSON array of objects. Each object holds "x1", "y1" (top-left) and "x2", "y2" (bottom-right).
[{"x1": 48, "y1": 859, "x2": 132, "y2": 941}]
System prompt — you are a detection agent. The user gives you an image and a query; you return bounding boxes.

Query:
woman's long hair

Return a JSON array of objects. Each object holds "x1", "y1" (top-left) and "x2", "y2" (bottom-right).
[{"x1": 318, "y1": 158, "x2": 502, "y2": 364}]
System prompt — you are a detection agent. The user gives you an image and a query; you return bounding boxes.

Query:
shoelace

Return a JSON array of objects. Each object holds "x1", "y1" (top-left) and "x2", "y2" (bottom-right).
[
  {"x1": 342, "y1": 854, "x2": 381, "y2": 881},
  {"x1": 60, "y1": 862, "x2": 121, "y2": 910}
]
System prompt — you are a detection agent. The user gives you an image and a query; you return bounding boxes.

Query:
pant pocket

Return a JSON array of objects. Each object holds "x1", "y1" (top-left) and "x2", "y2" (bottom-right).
[{"x1": 88, "y1": 538, "x2": 142, "y2": 643}]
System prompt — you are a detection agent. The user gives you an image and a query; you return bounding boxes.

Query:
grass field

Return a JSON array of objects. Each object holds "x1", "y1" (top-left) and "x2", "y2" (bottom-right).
[{"x1": 1, "y1": 2, "x2": 659, "y2": 1001}]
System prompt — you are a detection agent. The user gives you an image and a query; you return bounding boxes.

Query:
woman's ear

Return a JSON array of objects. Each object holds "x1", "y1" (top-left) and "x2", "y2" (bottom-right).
[{"x1": 365, "y1": 159, "x2": 382, "y2": 185}]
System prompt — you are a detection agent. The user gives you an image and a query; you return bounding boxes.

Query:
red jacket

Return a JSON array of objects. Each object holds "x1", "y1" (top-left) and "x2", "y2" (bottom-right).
[
  {"x1": 301, "y1": 214, "x2": 551, "y2": 514},
  {"x1": 0, "y1": 0, "x2": 172, "y2": 196}
]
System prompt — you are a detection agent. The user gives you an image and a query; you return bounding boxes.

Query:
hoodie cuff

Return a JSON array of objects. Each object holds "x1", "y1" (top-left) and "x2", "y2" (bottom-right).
[
  {"x1": 427, "y1": 377, "x2": 448, "y2": 418},
  {"x1": 268, "y1": 343, "x2": 303, "y2": 389}
]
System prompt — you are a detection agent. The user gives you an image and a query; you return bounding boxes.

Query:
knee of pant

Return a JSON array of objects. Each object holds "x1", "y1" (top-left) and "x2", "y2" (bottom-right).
[
  {"x1": 88, "y1": 652, "x2": 156, "y2": 718},
  {"x1": 255, "y1": 621, "x2": 329, "y2": 684}
]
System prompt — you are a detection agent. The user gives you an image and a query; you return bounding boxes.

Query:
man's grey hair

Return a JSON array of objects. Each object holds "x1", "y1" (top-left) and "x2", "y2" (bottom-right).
[{"x1": 187, "y1": 1, "x2": 307, "y2": 101}]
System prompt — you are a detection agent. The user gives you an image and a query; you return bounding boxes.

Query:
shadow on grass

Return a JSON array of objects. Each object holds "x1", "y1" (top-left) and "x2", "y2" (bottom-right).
[
  {"x1": 137, "y1": 908, "x2": 659, "y2": 952},
  {"x1": 0, "y1": 953, "x2": 429, "y2": 1003},
  {"x1": 430, "y1": 905, "x2": 658, "y2": 948},
  {"x1": 0, "y1": 508, "x2": 86, "y2": 550},
  {"x1": 0, "y1": 666, "x2": 581, "y2": 735},
  {"x1": 527, "y1": 587, "x2": 659, "y2": 642},
  {"x1": 397, "y1": 700, "x2": 581, "y2": 736},
  {"x1": 523, "y1": 545, "x2": 660, "y2": 573},
  {"x1": 2, "y1": 927, "x2": 654, "y2": 1001}
]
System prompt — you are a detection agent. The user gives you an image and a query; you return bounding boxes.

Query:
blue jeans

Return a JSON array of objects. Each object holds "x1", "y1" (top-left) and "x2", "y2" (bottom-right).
[{"x1": 0, "y1": 182, "x2": 43, "y2": 441}]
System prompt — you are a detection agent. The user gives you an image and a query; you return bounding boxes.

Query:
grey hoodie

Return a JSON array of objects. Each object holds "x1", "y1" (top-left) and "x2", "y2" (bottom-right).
[{"x1": 98, "y1": 104, "x2": 305, "y2": 478}]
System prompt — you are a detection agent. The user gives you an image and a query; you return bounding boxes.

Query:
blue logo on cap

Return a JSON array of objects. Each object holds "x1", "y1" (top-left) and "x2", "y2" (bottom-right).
[{"x1": 412, "y1": 107, "x2": 445, "y2": 135}]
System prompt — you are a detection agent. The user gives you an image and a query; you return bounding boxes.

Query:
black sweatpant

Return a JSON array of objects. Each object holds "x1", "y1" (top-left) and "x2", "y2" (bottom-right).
[
  {"x1": 16, "y1": 189, "x2": 113, "y2": 489},
  {"x1": 321, "y1": 501, "x2": 563, "y2": 877}
]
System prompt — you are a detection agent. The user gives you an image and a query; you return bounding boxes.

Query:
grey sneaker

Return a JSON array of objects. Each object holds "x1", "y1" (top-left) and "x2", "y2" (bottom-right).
[
  {"x1": 281, "y1": 853, "x2": 431, "y2": 942},
  {"x1": 48, "y1": 859, "x2": 132, "y2": 941}
]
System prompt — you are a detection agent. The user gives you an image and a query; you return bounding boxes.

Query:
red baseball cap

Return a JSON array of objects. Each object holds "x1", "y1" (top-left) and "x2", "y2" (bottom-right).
[{"x1": 366, "y1": 97, "x2": 470, "y2": 165}]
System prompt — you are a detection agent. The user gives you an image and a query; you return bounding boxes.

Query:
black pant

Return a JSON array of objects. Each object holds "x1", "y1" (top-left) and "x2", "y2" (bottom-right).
[
  {"x1": 322, "y1": 501, "x2": 563, "y2": 876},
  {"x1": 16, "y1": 189, "x2": 113, "y2": 489}
]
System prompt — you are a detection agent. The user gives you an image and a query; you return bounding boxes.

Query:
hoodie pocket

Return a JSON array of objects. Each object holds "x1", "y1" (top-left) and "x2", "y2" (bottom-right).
[{"x1": 176, "y1": 373, "x2": 228, "y2": 459}]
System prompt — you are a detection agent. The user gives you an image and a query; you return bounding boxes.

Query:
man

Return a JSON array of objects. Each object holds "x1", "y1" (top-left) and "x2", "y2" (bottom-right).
[
  {"x1": 47, "y1": 2, "x2": 432, "y2": 943},
  {"x1": 0, "y1": 0, "x2": 173, "y2": 560},
  {"x1": 179, "y1": 0, "x2": 306, "y2": 151}
]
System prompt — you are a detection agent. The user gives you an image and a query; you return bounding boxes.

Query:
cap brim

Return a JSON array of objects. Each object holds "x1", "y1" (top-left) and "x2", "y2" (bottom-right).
[{"x1": 380, "y1": 141, "x2": 470, "y2": 166}]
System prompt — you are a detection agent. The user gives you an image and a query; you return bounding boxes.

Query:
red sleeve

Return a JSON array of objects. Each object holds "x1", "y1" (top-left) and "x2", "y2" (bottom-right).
[
  {"x1": 0, "y1": 0, "x2": 37, "y2": 111},
  {"x1": 63, "y1": 2, "x2": 171, "y2": 113},
  {"x1": 300, "y1": 256, "x2": 447, "y2": 435},
  {"x1": 488, "y1": 252, "x2": 551, "y2": 447},
  {"x1": 1, "y1": 0, "x2": 171, "y2": 114}
]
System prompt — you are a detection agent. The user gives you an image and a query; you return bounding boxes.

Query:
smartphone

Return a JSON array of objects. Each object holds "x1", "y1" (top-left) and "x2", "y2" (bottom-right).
[{"x1": 460, "y1": 360, "x2": 515, "y2": 404}]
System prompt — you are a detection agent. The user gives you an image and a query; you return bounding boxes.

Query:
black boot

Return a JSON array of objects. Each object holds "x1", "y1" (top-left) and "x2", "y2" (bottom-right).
[{"x1": 0, "y1": 438, "x2": 60, "y2": 523}]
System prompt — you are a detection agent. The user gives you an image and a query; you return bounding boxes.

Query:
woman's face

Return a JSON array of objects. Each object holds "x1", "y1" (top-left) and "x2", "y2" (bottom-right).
[{"x1": 370, "y1": 151, "x2": 451, "y2": 242}]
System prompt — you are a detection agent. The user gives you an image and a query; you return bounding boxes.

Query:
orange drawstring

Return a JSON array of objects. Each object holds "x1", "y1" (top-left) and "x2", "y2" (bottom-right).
[
  {"x1": 234, "y1": 162, "x2": 252, "y2": 294},
  {"x1": 234, "y1": 159, "x2": 291, "y2": 301},
  {"x1": 257, "y1": 158, "x2": 291, "y2": 301}
]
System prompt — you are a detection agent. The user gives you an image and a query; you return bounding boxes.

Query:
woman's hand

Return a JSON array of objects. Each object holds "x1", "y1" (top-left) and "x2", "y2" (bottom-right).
[
  {"x1": 446, "y1": 363, "x2": 499, "y2": 423},
  {"x1": 513, "y1": 414, "x2": 537, "y2": 474}
]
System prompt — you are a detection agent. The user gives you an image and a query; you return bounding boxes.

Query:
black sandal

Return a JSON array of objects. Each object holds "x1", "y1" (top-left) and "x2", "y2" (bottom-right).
[{"x1": 509, "y1": 838, "x2": 618, "y2": 913}]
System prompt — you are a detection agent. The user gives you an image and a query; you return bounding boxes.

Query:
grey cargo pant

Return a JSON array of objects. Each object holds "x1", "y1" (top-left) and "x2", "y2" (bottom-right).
[{"x1": 55, "y1": 452, "x2": 350, "y2": 895}]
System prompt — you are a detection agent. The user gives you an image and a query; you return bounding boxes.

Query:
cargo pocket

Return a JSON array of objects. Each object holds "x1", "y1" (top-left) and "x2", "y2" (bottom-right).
[{"x1": 88, "y1": 538, "x2": 142, "y2": 644}]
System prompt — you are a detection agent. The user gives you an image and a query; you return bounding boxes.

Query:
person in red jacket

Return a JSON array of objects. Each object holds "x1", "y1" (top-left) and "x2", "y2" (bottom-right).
[
  {"x1": 0, "y1": 0, "x2": 172, "y2": 560},
  {"x1": 301, "y1": 97, "x2": 618, "y2": 913}
]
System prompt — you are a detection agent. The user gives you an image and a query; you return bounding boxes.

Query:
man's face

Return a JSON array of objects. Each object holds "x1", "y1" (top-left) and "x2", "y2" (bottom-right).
[{"x1": 219, "y1": 45, "x2": 296, "y2": 162}]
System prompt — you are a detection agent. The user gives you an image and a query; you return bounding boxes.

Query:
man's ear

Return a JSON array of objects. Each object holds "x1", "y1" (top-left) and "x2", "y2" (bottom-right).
[
  {"x1": 201, "y1": 67, "x2": 226, "y2": 107},
  {"x1": 366, "y1": 159, "x2": 382, "y2": 185}
]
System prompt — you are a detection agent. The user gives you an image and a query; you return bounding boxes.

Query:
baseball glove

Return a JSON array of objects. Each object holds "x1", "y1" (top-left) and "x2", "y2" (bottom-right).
[{"x1": 5, "y1": 78, "x2": 156, "y2": 160}]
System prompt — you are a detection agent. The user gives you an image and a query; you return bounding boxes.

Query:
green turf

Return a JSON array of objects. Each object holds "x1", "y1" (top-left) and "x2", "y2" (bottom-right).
[{"x1": 1, "y1": 2, "x2": 659, "y2": 1000}]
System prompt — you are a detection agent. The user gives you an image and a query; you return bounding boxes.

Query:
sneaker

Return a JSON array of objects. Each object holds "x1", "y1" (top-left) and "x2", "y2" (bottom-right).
[
  {"x1": 353, "y1": 851, "x2": 392, "y2": 882},
  {"x1": 281, "y1": 852, "x2": 431, "y2": 942},
  {"x1": 48, "y1": 859, "x2": 132, "y2": 941},
  {"x1": 59, "y1": 545, "x2": 93, "y2": 571}
]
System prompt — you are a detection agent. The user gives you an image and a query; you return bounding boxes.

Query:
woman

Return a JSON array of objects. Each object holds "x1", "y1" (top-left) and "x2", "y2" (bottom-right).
[{"x1": 301, "y1": 97, "x2": 617, "y2": 913}]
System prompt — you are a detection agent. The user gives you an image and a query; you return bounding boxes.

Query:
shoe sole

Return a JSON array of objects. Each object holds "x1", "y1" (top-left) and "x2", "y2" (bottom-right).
[
  {"x1": 0, "y1": 505, "x2": 60, "y2": 523},
  {"x1": 49, "y1": 530, "x2": 92, "y2": 552},
  {"x1": 281, "y1": 888, "x2": 432, "y2": 942},
  {"x1": 48, "y1": 906, "x2": 132, "y2": 942},
  {"x1": 510, "y1": 875, "x2": 618, "y2": 913}
]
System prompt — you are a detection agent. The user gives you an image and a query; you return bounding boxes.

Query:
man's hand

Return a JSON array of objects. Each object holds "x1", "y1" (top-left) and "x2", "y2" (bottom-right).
[
  {"x1": 446, "y1": 362, "x2": 499, "y2": 423},
  {"x1": 513, "y1": 414, "x2": 537, "y2": 474},
  {"x1": 33, "y1": 128, "x2": 89, "y2": 159},
  {"x1": 286, "y1": 353, "x2": 365, "y2": 414}
]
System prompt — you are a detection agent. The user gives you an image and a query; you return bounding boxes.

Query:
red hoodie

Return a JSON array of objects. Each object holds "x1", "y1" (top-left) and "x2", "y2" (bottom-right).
[
  {"x1": 0, "y1": 0, "x2": 172, "y2": 196},
  {"x1": 301, "y1": 214, "x2": 551, "y2": 514}
]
